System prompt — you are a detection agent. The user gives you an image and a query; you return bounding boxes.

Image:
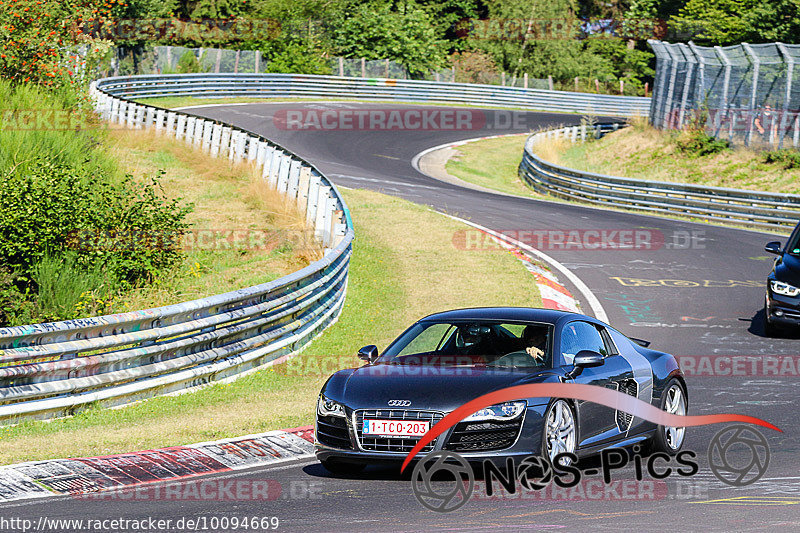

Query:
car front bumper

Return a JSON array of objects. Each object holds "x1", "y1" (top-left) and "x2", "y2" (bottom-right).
[
  {"x1": 766, "y1": 289, "x2": 800, "y2": 328},
  {"x1": 315, "y1": 404, "x2": 549, "y2": 468}
]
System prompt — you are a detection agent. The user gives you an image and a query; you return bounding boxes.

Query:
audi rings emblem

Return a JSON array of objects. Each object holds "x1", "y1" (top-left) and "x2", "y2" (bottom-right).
[{"x1": 388, "y1": 400, "x2": 412, "y2": 407}]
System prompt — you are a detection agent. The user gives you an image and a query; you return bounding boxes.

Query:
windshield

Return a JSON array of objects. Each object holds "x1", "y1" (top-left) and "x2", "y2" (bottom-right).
[{"x1": 379, "y1": 320, "x2": 553, "y2": 368}]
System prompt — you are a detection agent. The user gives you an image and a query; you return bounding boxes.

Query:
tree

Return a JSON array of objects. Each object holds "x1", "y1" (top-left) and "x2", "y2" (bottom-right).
[{"x1": 330, "y1": 3, "x2": 447, "y2": 75}]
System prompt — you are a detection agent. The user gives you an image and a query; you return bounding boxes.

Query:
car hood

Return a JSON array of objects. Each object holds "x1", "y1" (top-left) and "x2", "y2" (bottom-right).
[
  {"x1": 775, "y1": 253, "x2": 800, "y2": 286},
  {"x1": 323, "y1": 364, "x2": 561, "y2": 412}
]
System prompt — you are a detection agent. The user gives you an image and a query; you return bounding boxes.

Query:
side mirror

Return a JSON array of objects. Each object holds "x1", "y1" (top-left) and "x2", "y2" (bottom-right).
[
  {"x1": 765, "y1": 241, "x2": 783, "y2": 255},
  {"x1": 566, "y1": 350, "x2": 604, "y2": 379},
  {"x1": 357, "y1": 345, "x2": 379, "y2": 364}
]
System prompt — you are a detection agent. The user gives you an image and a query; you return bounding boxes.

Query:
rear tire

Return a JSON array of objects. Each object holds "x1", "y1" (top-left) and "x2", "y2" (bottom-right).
[
  {"x1": 649, "y1": 379, "x2": 687, "y2": 455},
  {"x1": 320, "y1": 459, "x2": 366, "y2": 475}
]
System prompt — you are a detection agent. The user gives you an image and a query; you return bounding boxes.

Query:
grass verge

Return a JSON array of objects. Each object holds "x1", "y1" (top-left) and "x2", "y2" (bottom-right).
[
  {"x1": 105, "y1": 129, "x2": 320, "y2": 313},
  {"x1": 0, "y1": 187, "x2": 541, "y2": 464},
  {"x1": 555, "y1": 120, "x2": 800, "y2": 194},
  {"x1": 445, "y1": 136, "x2": 538, "y2": 198}
]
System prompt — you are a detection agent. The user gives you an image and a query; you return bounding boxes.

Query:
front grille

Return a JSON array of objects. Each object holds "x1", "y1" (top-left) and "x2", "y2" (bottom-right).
[
  {"x1": 316, "y1": 415, "x2": 352, "y2": 449},
  {"x1": 444, "y1": 419, "x2": 523, "y2": 452},
  {"x1": 354, "y1": 409, "x2": 443, "y2": 453},
  {"x1": 616, "y1": 380, "x2": 638, "y2": 431}
]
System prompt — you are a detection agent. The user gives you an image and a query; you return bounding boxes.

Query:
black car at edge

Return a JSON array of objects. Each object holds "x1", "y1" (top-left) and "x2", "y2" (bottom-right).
[{"x1": 765, "y1": 221, "x2": 800, "y2": 336}]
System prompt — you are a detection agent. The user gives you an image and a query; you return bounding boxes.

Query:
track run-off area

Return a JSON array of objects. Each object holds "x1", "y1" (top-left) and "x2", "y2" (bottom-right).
[{"x1": 5, "y1": 102, "x2": 800, "y2": 531}]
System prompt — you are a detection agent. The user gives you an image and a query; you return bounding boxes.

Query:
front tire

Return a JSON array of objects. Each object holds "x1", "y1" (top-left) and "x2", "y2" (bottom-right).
[
  {"x1": 320, "y1": 459, "x2": 366, "y2": 475},
  {"x1": 649, "y1": 379, "x2": 687, "y2": 455},
  {"x1": 541, "y1": 399, "x2": 577, "y2": 466},
  {"x1": 763, "y1": 300, "x2": 779, "y2": 337}
]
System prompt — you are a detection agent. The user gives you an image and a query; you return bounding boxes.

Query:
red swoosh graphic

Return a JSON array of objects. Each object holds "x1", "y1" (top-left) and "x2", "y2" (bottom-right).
[{"x1": 400, "y1": 383, "x2": 780, "y2": 473}]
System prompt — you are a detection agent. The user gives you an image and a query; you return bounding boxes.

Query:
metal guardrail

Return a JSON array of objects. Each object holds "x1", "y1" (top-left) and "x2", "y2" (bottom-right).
[
  {"x1": 97, "y1": 73, "x2": 651, "y2": 117},
  {"x1": 519, "y1": 123, "x2": 800, "y2": 230},
  {"x1": 0, "y1": 77, "x2": 354, "y2": 424}
]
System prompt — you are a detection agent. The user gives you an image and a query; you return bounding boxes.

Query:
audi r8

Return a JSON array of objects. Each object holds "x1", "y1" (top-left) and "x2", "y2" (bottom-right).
[{"x1": 314, "y1": 307, "x2": 687, "y2": 474}]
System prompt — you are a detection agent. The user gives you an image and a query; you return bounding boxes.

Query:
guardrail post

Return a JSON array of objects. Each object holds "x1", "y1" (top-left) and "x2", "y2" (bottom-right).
[
  {"x1": 247, "y1": 136, "x2": 258, "y2": 162},
  {"x1": 332, "y1": 210, "x2": 346, "y2": 248},
  {"x1": 144, "y1": 107, "x2": 155, "y2": 129},
  {"x1": 167, "y1": 111, "x2": 181, "y2": 139},
  {"x1": 297, "y1": 166, "x2": 311, "y2": 213},
  {"x1": 210, "y1": 124, "x2": 222, "y2": 157},
  {"x1": 192, "y1": 118, "x2": 209, "y2": 148},
  {"x1": 580, "y1": 124, "x2": 587, "y2": 141},
  {"x1": 175, "y1": 115, "x2": 186, "y2": 139},
  {"x1": 220, "y1": 126, "x2": 232, "y2": 157},
  {"x1": 277, "y1": 154, "x2": 291, "y2": 193},
  {"x1": 306, "y1": 174, "x2": 321, "y2": 225},
  {"x1": 185, "y1": 116, "x2": 196, "y2": 145},
  {"x1": 202, "y1": 121, "x2": 213, "y2": 153},
  {"x1": 256, "y1": 141, "x2": 268, "y2": 166},
  {"x1": 570, "y1": 126, "x2": 577, "y2": 142},
  {"x1": 110, "y1": 99, "x2": 120, "y2": 123},
  {"x1": 262, "y1": 145, "x2": 275, "y2": 179},
  {"x1": 134, "y1": 105, "x2": 145, "y2": 129},
  {"x1": 236, "y1": 131, "x2": 247, "y2": 161},
  {"x1": 155, "y1": 109, "x2": 166, "y2": 132},
  {"x1": 315, "y1": 186, "x2": 332, "y2": 243},
  {"x1": 267, "y1": 149, "x2": 282, "y2": 187},
  {"x1": 228, "y1": 130, "x2": 239, "y2": 160},
  {"x1": 287, "y1": 160, "x2": 301, "y2": 200},
  {"x1": 125, "y1": 103, "x2": 135, "y2": 128}
]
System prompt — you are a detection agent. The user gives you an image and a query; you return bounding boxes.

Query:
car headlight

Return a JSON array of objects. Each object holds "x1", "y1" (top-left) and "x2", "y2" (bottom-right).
[
  {"x1": 463, "y1": 401, "x2": 526, "y2": 422},
  {"x1": 771, "y1": 280, "x2": 800, "y2": 297},
  {"x1": 317, "y1": 395, "x2": 345, "y2": 417}
]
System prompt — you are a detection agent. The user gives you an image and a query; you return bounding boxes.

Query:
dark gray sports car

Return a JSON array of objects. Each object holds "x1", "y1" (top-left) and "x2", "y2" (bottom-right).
[{"x1": 315, "y1": 307, "x2": 687, "y2": 474}]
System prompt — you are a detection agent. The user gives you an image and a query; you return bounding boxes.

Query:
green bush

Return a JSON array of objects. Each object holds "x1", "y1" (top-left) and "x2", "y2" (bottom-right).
[
  {"x1": 0, "y1": 80, "x2": 193, "y2": 325},
  {"x1": 763, "y1": 149, "x2": 800, "y2": 169},
  {"x1": 34, "y1": 253, "x2": 113, "y2": 322},
  {"x1": 0, "y1": 161, "x2": 191, "y2": 286},
  {"x1": 176, "y1": 50, "x2": 207, "y2": 74},
  {"x1": 675, "y1": 130, "x2": 731, "y2": 157}
]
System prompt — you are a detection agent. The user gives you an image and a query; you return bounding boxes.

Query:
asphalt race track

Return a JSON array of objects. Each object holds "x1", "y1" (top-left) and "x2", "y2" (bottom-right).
[{"x1": 6, "y1": 102, "x2": 800, "y2": 531}]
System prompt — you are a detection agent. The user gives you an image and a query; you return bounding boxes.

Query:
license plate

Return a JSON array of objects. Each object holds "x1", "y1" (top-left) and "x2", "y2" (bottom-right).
[{"x1": 363, "y1": 419, "x2": 430, "y2": 437}]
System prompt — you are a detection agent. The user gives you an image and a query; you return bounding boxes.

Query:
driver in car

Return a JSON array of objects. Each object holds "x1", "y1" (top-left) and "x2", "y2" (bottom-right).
[{"x1": 520, "y1": 325, "x2": 547, "y2": 364}]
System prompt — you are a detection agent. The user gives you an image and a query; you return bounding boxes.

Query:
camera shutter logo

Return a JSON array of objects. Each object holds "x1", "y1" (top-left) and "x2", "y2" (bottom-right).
[
  {"x1": 411, "y1": 451, "x2": 474, "y2": 512},
  {"x1": 708, "y1": 425, "x2": 770, "y2": 486}
]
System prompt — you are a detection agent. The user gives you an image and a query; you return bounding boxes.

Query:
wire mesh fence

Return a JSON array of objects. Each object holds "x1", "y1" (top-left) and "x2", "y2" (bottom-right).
[{"x1": 648, "y1": 39, "x2": 800, "y2": 149}]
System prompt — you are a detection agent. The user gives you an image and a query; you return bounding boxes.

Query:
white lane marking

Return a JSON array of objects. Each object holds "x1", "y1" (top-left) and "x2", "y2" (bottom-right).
[
  {"x1": 329, "y1": 174, "x2": 438, "y2": 190},
  {"x1": 442, "y1": 214, "x2": 609, "y2": 323}
]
